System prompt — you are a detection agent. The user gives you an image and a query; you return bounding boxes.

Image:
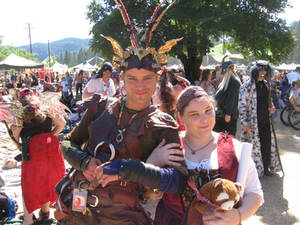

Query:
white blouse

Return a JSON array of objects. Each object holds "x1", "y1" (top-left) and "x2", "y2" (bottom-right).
[
  {"x1": 185, "y1": 137, "x2": 264, "y2": 200},
  {"x1": 86, "y1": 78, "x2": 116, "y2": 97}
]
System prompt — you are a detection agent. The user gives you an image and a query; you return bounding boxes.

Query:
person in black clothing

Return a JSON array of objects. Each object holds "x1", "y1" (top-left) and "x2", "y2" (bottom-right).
[
  {"x1": 239, "y1": 62, "x2": 282, "y2": 177},
  {"x1": 214, "y1": 60, "x2": 241, "y2": 136}
]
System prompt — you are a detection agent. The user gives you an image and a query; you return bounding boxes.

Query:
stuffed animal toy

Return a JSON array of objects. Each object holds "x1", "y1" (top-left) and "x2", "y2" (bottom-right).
[{"x1": 186, "y1": 178, "x2": 242, "y2": 225}]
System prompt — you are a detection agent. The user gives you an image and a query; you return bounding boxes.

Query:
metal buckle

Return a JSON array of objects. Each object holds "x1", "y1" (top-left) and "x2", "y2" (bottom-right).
[
  {"x1": 88, "y1": 194, "x2": 99, "y2": 208},
  {"x1": 78, "y1": 180, "x2": 90, "y2": 189},
  {"x1": 94, "y1": 141, "x2": 116, "y2": 161},
  {"x1": 120, "y1": 180, "x2": 127, "y2": 187}
]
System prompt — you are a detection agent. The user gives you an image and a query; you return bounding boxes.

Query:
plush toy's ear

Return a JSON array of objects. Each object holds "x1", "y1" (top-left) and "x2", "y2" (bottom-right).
[
  {"x1": 234, "y1": 182, "x2": 243, "y2": 193},
  {"x1": 214, "y1": 178, "x2": 223, "y2": 188}
]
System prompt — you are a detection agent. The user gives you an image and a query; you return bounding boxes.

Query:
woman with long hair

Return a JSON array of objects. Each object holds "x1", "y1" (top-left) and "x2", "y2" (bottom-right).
[
  {"x1": 10, "y1": 90, "x2": 66, "y2": 225},
  {"x1": 199, "y1": 69, "x2": 215, "y2": 95},
  {"x1": 214, "y1": 61, "x2": 241, "y2": 136}
]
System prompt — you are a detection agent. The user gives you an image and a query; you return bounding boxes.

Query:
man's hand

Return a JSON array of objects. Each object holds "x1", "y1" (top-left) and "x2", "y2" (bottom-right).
[
  {"x1": 268, "y1": 107, "x2": 275, "y2": 115},
  {"x1": 83, "y1": 157, "x2": 101, "y2": 182},
  {"x1": 95, "y1": 163, "x2": 119, "y2": 187},
  {"x1": 242, "y1": 126, "x2": 250, "y2": 132},
  {"x1": 225, "y1": 115, "x2": 231, "y2": 123}
]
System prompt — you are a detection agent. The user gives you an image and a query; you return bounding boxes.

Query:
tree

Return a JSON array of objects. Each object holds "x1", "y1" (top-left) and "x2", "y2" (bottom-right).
[
  {"x1": 87, "y1": 0, "x2": 295, "y2": 82},
  {"x1": 286, "y1": 20, "x2": 300, "y2": 63},
  {"x1": 0, "y1": 45, "x2": 39, "y2": 62}
]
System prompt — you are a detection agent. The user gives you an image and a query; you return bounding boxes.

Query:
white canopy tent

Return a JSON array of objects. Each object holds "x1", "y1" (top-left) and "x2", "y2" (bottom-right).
[
  {"x1": 52, "y1": 62, "x2": 68, "y2": 74},
  {"x1": 71, "y1": 62, "x2": 98, "y2": 72},
  {"x1": 0, "y1": 53, "x2": 43, "y2": 70}
]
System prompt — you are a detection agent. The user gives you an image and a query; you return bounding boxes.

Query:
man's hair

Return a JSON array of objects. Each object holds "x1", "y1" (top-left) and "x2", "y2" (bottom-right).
[{"x1": 295, "y1": 67, "x2": 300, "y2": 71}]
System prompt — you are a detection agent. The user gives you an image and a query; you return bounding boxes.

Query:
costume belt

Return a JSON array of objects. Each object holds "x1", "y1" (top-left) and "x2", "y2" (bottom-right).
[{"x1": 78, "y1": 180, "x2": 139, "y2": 209}]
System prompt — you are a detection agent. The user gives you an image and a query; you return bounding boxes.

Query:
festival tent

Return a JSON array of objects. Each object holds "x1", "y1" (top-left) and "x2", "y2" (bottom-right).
[
  {"x1": 208, "y1": 44, "x2": 244, "y2": 62},
  {"x1": 71, "y1": 61, "x2": 98, "y2": 72},
  {"x1": 52, "y1": 62, "x2": 68, "y2": 74},
  {"x1": 0, "y1": 53, "x2": 43, "y2": 70}
]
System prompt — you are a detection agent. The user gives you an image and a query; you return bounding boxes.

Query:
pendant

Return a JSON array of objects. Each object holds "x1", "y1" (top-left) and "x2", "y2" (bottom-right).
[{"x1": 116, "y1": 129, "x2": 125, "y2": 143}]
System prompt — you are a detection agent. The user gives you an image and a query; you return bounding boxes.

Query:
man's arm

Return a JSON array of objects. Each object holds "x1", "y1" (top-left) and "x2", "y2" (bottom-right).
[{"x1": 60, "y1": 100, "x2": 103, "y2": 171}]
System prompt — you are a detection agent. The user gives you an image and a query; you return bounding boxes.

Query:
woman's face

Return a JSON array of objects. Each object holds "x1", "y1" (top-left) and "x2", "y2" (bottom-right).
[
  {"x1": 181, "y1": 96, "x2": 215, "y2": 138},
  {"x1": 102, "y1": 70, "x2": 112, "y2": 80},
  {"x1": 208, "y1": 72, "x2": 212, "y2": 81},
  {"x1": 123, "y1": 68, "x2": 157, "y2": 109}
]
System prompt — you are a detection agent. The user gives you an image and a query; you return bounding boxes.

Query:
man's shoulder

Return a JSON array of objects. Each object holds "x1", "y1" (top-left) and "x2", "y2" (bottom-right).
[
  {"x1": 83, "y1": 95, "x2": 118, "y2": 113},
  {"x1": 146, "y1": 108, "x2": 179, "y2": 130}
]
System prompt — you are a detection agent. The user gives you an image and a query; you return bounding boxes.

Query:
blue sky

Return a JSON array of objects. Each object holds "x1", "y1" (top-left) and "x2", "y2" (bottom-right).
[{"x1": 0, "y1": 0, "x2": 299, "y2": 47}]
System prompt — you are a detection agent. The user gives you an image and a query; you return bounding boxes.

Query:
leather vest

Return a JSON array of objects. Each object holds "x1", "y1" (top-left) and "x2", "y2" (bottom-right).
[{"x1": 87, "y1": 100, "x2": 179, "y2": 163}]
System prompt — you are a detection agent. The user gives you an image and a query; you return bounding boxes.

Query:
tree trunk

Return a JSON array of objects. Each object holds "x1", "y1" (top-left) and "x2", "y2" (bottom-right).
[{"x1": 178, "y1": 49, "x2": 203, "y2": 84}]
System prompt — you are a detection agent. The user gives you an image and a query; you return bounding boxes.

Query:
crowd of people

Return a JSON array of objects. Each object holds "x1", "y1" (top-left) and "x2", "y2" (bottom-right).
[
  {"x1": 1, "y1": 1, "x2": 300, "y2": 225},
  {"x1": 1, "y1": 50, "x2": 300, "y2": 225}
]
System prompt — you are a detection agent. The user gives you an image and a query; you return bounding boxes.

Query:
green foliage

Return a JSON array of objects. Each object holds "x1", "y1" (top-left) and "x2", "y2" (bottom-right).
[
  {"x1": 87, "y1": 0, "x2": 294, "y2": 82},
  {"x1": 43, "y1": 56, "x2": 57, "y2": 67},
  {"x1": 286, "y1": 20, "x2": 300, "y2": 63},
  {"x1": 0, "y1": 45, "x2": 39, "y2": 62}
]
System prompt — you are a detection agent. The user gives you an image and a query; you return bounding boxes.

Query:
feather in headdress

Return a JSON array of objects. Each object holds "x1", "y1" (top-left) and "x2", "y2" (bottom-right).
[{"x1": 102, "y1": 0, "x2": 182, "y2": 72}]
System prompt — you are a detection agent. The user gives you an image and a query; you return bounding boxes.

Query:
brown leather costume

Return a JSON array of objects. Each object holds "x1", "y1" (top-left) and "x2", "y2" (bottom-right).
[{"x1": 60, "y1": 95, "x2": 181, "y2": 225}]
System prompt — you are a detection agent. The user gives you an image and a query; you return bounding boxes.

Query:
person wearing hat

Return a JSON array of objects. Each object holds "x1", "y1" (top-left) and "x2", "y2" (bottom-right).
[
  {"x1": 214, "y1": 60, "x2": 241, "y2": 136},
  {"x1": 82, "y1": 62, "x2": 116, "y2": 99},
  {"x1": 239, "y1": 62, "x2": 283, "y2": 177},
  {"x1": 58, "y1": 1, "x2": 185, "y2": 225}
]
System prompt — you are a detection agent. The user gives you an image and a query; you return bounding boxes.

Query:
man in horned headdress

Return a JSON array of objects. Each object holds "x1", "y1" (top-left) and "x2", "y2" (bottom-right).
[{"x1": 58, "y1": 1, "x2": 185, "y2": 225}]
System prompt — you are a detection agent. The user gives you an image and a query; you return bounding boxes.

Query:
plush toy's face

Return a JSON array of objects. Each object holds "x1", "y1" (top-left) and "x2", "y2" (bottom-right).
[
  {"x1": 186, "y1": 178, "x2": 242, "y2": 225},
  {"x1": 199, "y1": 178, "x2": 242, "y2": 211}
]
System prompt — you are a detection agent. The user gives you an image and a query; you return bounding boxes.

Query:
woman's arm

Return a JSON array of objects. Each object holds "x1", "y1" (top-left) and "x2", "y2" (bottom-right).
[
  {"x1": 11, "y1": 125, "x2": 22, "y2": 149},
  {"x1": 82, "y1": 86, "x2": 94, "y2": 100},
  {"x1": 51, "y1": 115, "x2": 66, "y2": 136},
  {"x1": 203, "y1": 193, "x2": 262, "y2": 225}
]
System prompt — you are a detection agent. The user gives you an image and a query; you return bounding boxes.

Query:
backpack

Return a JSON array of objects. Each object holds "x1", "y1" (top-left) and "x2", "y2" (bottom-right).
[{"x1": 0, "y1": 192, "x2": 16, "y2": 221}]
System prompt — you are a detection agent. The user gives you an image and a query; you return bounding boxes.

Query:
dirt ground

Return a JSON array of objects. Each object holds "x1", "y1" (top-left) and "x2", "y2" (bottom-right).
[
  {"x1": 1, "y1": 116, "x2": 300, "y2": 225},
  {"x1": 242, "y1": 117, "x2": 300, "y2": 225}
]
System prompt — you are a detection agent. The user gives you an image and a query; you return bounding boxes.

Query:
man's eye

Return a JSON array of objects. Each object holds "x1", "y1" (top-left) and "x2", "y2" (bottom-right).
[{"x1": 206, "y1": 109, "x2": 213, "y2": 114}]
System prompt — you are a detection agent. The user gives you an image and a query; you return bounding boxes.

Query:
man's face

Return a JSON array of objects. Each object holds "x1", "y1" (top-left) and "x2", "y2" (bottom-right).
[
  {"x1": 258, "y1": 67, "x2": 267, "y2": 81},
  {"x1": 122, "y1": 68, "x2": 157, "y2": 109}
]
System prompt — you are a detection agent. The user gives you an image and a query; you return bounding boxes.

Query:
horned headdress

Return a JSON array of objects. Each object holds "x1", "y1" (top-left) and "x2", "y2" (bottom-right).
[{"x1": 102, "y1": 0, "x2": 182, "y2": 72}]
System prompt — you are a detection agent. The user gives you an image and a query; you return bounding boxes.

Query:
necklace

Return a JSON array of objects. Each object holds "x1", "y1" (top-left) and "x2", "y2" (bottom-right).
[
  {"x1": 184, "y1": 136, "x2": 215, "y2": 155},
  {"x1": 116, "y1": 100, "x2": 138, "y2": 143}
]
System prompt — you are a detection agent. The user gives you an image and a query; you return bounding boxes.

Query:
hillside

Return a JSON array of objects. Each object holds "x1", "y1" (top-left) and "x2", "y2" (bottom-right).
[{"x1": 17, "y1": 38, "x2": 90, "y2": 61}]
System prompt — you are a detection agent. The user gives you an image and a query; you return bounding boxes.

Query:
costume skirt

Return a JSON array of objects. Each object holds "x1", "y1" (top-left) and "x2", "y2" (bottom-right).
[{"x1": 21, "y1": 132, "x2": 65, "y2": 213}]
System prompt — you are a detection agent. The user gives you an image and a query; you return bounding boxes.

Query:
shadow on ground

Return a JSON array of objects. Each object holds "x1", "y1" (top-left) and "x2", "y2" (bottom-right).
[{"x1": 256, "y1": 175, "x2": 298, "y2": 225}]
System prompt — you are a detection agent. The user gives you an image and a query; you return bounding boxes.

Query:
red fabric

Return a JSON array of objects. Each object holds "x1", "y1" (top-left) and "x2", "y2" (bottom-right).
[
  {"x1": 155, "y1": 132, "x2": 239, "y2": 225},
  {"x1": 21, "y1": 132, "x2": 65, "y2": 213},
  {"x1": 217, "y1": 132, "x2": 239, "y2": 182}
]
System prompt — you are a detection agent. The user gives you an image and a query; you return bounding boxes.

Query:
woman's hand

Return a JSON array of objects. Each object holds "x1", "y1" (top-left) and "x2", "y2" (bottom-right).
[
  {"x1": 203, "y1": 208, "x2": 240, "y2": 225},
  {"x1": 146, "y1": 139, "x2": 184, "y2": 167}
]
